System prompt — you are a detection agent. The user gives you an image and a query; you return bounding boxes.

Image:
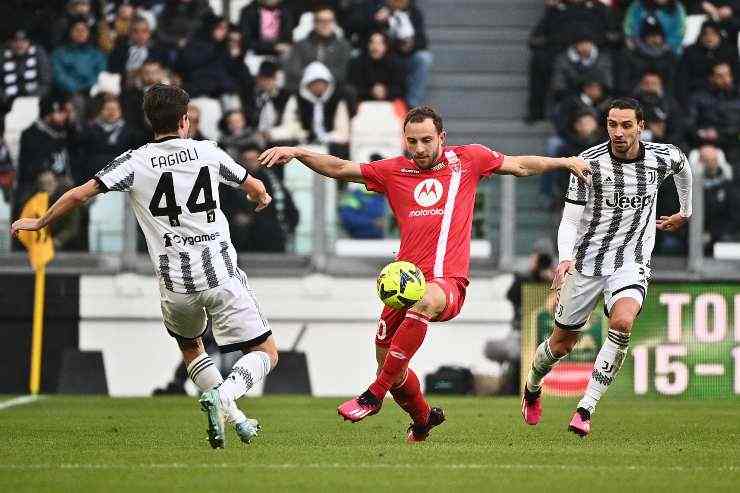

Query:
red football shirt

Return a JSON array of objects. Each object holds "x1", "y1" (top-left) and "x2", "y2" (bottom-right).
[{"x1": 360, "y1": 144, "x2": 505, "y2": 281}]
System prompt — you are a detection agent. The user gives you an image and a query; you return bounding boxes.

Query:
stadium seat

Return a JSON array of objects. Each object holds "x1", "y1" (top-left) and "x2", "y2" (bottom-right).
[
  {"x1": 189, "y1": 97, "x2": 223, "y2": 141},
  {"x1": 89, "y1": 71, "x2": 122, "y2": 97},
  {"x1": 683, "y1": 15, "x2": 707, "y2": 46},
  {"x1": 88, "y1": 192, "x2": 125, "y2": 253},
  {"x1": 350, "y1": 102, "x2": 404, "y2": 163},
  {"x1": 4, "y1": 96, "x2": 39, "y2": 162}
]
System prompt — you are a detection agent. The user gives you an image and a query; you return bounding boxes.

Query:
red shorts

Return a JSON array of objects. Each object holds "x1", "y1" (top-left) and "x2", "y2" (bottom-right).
[{"x1": 375, "y1": 277, "x2": 468, "y2": 348}]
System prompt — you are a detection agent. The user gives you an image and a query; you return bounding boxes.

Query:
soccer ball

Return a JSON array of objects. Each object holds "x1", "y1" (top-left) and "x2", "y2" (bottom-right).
[{"x1": 376, "y1": 261, "x2": 426, "y2": 310}]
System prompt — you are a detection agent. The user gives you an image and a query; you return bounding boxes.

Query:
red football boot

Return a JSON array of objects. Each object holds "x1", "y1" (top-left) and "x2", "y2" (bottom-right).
[
  {"x1": 521, "y1": 386, "x2": 542, "y2": 426},
  {"x1": 406, "y1": 407, "x2": 446, "y2": 443},
  {"x1": 337, "y1": 390, "x2": 382, "y2": 422}
]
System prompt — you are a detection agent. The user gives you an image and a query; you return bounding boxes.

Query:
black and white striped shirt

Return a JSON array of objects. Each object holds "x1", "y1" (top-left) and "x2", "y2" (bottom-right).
[
  {"x1": 95, "y1": 137, "x2": 248, "y2": 294},
  {"x1": 566, "y1": 141, "x2": 689, "y2": 276}
]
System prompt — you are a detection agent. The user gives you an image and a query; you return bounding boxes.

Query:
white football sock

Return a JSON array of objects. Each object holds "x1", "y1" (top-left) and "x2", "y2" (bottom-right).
[
  {"x1": 218, "y1": 351, "x2": 272, "y2": 406},
  {"x1": 187, "y1": 353, "x2": 245, "y2": 424},
  {"x1": 187, "y1": 353, "x2": 223, "y2": 391},
  {"x1": 526, "y1": 338, "x2": 565, "y2": 392},
  {"x1": 578, "y1": 330, "x2": 630, "y2": 414}
]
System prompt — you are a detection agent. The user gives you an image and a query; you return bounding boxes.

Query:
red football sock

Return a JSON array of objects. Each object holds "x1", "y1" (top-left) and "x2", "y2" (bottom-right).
[
  {"x1": 390, "y1": 368, "x2": 431, "y2": 425},
  {"x1": 369, "y1": 311, "x2": 430, "y2": 399}
]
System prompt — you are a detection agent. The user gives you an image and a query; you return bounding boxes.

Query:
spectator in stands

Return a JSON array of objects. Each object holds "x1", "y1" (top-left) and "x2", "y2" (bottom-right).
[
  {"x1": 284, "y1": 5, "x2": 352, "y2": 92},
  {"x1": 252, "y1": 61, "x2": 291, "y2": 133},
  {"x1": 15, "y1": 95, "x2": 74, "y2": 210},
  {"x1": 218, "y1": 110, "x2": 263, "y2": 160},
  {"x1": 676, "y1": 20, "x2": 739, "y2": 105},
  {"x1": 552, "y1": 76, "x2": 609, "y2": 141},
  {"x1": 368, "y1": 0, "x2": 433, "y2": 107},
  {"x1": 618, "y1": 16, "x2": 678, "y2": 95},
  {"x1": 237, "y1": 0, "x2": 294, "y2": 57},
  {"x1": 347, "y1": 31, "x2": 406, "y2": 103},
  {"x1": 691, "y1": 0, "x2": 740, "y2": 42},
  {"x1": 550, "y1": 30, "x2": 613, "y2": 109},
  {"x1": 623, "y1": 0, "x2": 687, "y2": 55},
  {"x1": 0, "y1": 30, "x2": 52, "y2": 114},
  {"x1": 121, "y1": 59, "x2": 167, "y2": 144},
  {"x1": 75, "y1": 93, "x2": 135, "y2": 183},
  {"x1": 225, "y1": 26, "x2": 256, "y2": 112},
  {"x1": 187, "y1": 103, "x2": 206, "y2": 140},
  {"x1": 51, "y1": 0, "x2": 98, "y2": 49},
  {"x1": 0, "y1": 121, "x2": 14, "y2": 203},
  {"x1": 548, "y1": 110, "x2": 604, "y2": 209},
  {"x1": 691, "y1": 144, "x2": 736, "y2": 254},
  {"x1": 51, "y1": 20, "x2": 107, "y2": 97},
  {"x1": 686, "y1": 62, "x2": 740, "y2": 158},
  {"x1": 221, "y1": 144, "x2": 299, "y2": 252},
  {"x1": 527, "y1": 0, "x2": 620, "y2": 122},
  {"x1": 156, "y1": 0, "x2": 214, "y2": 51},
  {"x1": 175, "y1": 15, "x2": 253, "y2": 101},
  {"x1": 269, "y1": 61, "x2": 350, "y2": 153},
  {"x1": 338, "y1": 181, "x2": 387, "y2": 239},
  {"x1": 632, "y1": 71, "x2": 684, "y2": 145},
  {"x1": 108, "y1": 17, "x2": 169, "y2": 87}
]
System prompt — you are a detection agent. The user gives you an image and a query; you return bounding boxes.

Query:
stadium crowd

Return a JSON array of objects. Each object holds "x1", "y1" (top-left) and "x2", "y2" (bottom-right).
[
  {"x1": 530, "y1": 0, "x2": 740, "y2": 255},
  {"x1": 1, "y1": 1, "x2": 738, "y2": 258},
  {"x1": 0, "y1": 0, "x2": 430, "y2": 252}
]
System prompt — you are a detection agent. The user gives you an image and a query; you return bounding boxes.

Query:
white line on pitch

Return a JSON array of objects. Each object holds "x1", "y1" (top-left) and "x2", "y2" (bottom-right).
[
  {"x1": 694, "y1": 364, "x2": 725, "y2": 376},
  {"x1": 0, "y1": 463, "x2": 736, "y2": 472},
  {"x1": 0, "y1": 395, "x2": 44, "y2": 411}
]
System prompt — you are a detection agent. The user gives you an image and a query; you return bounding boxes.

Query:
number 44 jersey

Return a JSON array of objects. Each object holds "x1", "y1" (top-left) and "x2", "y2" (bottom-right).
[{"x1": 94, "y1": 137, "x2": 248, "y2": 294}]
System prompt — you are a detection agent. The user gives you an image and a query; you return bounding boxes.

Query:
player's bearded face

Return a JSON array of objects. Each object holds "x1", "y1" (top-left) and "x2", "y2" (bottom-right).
[
  {"x1": 404, "y1": 120, "x2": 445, "y2": 169},
  {"x1": 607, "y1": 108, "x2": 643, "y2": 156}
]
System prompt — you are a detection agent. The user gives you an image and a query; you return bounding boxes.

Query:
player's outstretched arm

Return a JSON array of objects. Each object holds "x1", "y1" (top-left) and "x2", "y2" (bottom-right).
[
  {"x1": 496, "y1": 155, "x2": 591, "y2": 184},
  {"x1": 241, "y1": 175, "x2": 272, "y2": 211},
  {"x1": 258, "y1": 146, "x2": 365, "y2": 184},
  {"x1": 10, "y1": 179, "x2": 102, "y2": 238}
]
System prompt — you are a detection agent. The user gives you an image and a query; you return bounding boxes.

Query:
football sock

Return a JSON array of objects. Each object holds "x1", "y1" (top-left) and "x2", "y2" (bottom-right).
[
  {"x1": 369, "y1": 311, "x2": 430, "y2": 399},
  {"x1": 187, "y1": 353, "x2": 223, "y2": 391},
  {"x1": 577, "y1": 330, "x2": 630, "y2": 415},
  {"x1": 390, "y1": 368, "x2": 431, "y2": 425},
  {"x1": 525, "y1": 338, "x2": 565, "y2": 392},
  {"x1": 218, "y1": 351, "x2": 272, "y2": 406}
]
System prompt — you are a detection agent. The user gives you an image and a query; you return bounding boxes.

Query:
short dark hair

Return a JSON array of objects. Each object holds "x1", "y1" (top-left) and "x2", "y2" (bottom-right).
[
  {"x1": 606, "y1": 98, "x2": 643, "y2": 123},
  {"x1": 143, "y1": 83, "x2": 189, "y2": 134},
  {"x1": 403, "y1": 106, "x2": 444, "y2": 134}
]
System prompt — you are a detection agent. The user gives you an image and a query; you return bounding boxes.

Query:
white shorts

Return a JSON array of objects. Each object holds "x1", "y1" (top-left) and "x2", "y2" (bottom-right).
[
  {"x1": 159, "y1": 269, "x2": 271, "y2": 352},
  {"x1": 554, "y1": 263, "x2": 650, "y2": 331}
]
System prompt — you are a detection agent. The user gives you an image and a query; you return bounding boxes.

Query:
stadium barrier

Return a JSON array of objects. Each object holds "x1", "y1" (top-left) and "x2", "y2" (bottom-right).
[{"x1": 521, "y1": 282, "x2": 740, "y2": 399}]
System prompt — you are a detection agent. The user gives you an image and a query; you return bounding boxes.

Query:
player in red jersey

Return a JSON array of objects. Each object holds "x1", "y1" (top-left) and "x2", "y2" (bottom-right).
[{"x1": 259, "y1": 106, "x2": 590, "y2": 442}]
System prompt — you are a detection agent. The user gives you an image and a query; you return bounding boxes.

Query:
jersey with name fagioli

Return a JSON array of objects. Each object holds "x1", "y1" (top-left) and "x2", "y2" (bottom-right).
[
  {"x1": 95, "y1": 137, "x2": 248, "y2": 294},
  {"x1": 566, "y1": 141, "x2": 688, "y2": 277},
  {"x1": 361, "y1": 144, "x2": 504, "y2": 281}
]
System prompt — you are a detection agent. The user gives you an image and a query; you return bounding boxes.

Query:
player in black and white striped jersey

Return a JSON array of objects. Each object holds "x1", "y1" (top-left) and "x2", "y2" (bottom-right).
[
  {"x1": 11, "y1": 84, "x2": 278, "y2": 449},
  {"x1": 521, "y1": 99, "x2": 693, "y2": 436}
]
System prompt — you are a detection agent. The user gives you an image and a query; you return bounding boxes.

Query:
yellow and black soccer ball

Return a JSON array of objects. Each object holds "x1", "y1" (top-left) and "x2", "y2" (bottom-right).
[{"x1": 376, "y1": 261, "x2": 426, "y2": 310}]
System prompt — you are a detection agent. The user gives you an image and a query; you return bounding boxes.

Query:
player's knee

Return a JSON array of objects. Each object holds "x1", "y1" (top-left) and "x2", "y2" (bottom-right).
[
  {"x1": 609, "y1": 315, "x2": 633, "y2": 334},
  {"x1": 549, "y1": 338, "x2": 575, "y2": 358},
  {"x1": 412, "y1": 293, "x2": 444, "y2": 318},
  {"x1": 265, "y1": 348, "x2": 279, "y2": 369}
]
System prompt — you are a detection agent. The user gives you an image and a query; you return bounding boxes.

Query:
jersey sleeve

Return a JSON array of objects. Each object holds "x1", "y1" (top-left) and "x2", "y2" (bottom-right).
[
  {"x1": 668, "y1": 145, "x2": 689, "y2": 176},
  {"x1": 213, "y1": 147, "x2": 249, "y2": 188},
  {"x1": 94, "y1": 151, "x2": 137, "y2": 193},
  {"x1": 564, "y1": 171, "x2": 589, "y2": 205},
  {"x1": 360, "y1": 158, "x2": 395, "y2": 194},
  {"x1": 468, "y1": 144, "x2": 505, "y2": 178}
]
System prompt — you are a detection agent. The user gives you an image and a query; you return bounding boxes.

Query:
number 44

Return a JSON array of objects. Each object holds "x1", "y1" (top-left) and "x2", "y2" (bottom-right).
[{"x1": 149, "y1": 167, "x2": 217, "y2": 226}]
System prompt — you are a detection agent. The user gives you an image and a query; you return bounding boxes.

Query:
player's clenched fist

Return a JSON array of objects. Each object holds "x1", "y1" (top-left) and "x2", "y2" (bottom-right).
[
  {"x1": 258, "y1": 147, "x2": 300, "y2": 168},
  {"x1": 10, "y1": 218, "x2": 42, "y2": 238}
]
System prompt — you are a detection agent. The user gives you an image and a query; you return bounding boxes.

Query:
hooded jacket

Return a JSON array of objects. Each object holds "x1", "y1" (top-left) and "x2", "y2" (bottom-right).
[{"x1": 269, "y1": 62, "x2": 350, "y2": 145}]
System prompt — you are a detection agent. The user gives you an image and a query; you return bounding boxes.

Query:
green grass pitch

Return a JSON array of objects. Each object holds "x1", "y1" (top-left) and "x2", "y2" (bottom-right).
[{"x1": 0, "y1": 395, "x2": 738, "y2": 492}]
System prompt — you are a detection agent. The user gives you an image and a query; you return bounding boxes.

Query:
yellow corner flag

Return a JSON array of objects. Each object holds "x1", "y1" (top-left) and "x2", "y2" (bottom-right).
[{"x1": 17, "y1": 192, "x2": 55, "y2": 395}]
